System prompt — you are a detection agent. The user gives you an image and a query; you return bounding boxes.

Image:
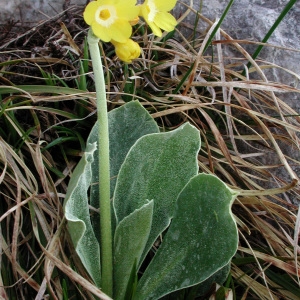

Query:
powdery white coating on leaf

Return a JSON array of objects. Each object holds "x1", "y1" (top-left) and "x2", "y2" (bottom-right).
[
  {"x1": 86, "y1": 101, "x2": 159, "y2": 236},
  {"x1": 113, "y1": 200, "x2": 154, "y2": 300},
  {"x1": 64, "y1": 141, "x2": 101, "y2": 287},
  {"x1": 64, "y1": 101, "x2": 159, "y2": 288},
  {"x1": 113, "y1": 123, "x2": 201, "y2": 265},
  {"x1": 133, "y1": 173, "x2": 238, "y2": 300}
]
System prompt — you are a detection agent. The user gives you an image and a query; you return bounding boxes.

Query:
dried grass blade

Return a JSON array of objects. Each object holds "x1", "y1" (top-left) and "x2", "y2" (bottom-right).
[
  {"x1": 0, "y1": 275, "x2": 9, "y2": 300},
  {"x1": 42, "y1": 222, "x2": 65, "y2": 300},
  {"x1": 183, "y1": 19, "x2": 220, "y2": 95},
  {"x1": 191, "y1": 81, "x2": 299, "y2": 93},
  {"x1": 231, "y1": 264, "x2": 279, "y2": 300},
  {"x1": 42, "y1": 246, "x2": 112, "y2": 300},
  {"x1": 59, "y1": 22, "x2": 82, "y2": 56},
  {"x1": 199, "y1": 108, "x2": 235, "y2": 167},
  {"x1": 239, "y1": 179, "x2": 298, "y2": 196},
  {"x1": 0, "y1": 142, "x2": 7, "y2": 184},
  {"x1": 239, "y1": 246, "x2": 299, "y2": 276},
  {"x1": 1, "y1": 237, "x2": 40, "y2": 291},
  {"x1": 294, "y1": 207, "x2": 300, "y2": 285},
  {"x1": 11, "y1": 174, "x2": 21, "y2": 280},
  {"x1": 0, "y1": 227, "x2": 8, "y2": 300}
]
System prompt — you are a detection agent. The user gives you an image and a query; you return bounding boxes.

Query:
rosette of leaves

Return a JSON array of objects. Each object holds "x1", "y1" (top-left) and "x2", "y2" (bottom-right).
[{"x1": 64, "y1": 101, "x2": 238, "y2": 299}]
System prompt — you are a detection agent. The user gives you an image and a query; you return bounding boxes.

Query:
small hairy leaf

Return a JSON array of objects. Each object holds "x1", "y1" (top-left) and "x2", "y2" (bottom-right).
[{"x1": 114, "y1": 200, "x2": 154, "y2": 300}]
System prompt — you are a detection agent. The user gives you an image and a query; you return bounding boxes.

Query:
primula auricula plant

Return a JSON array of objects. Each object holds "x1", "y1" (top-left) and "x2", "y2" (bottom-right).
[{"x1": 64, "y1": 0, "x2": 239, "y2": 299}]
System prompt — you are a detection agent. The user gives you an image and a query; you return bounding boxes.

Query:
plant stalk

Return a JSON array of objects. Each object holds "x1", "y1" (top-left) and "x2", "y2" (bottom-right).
[{"x1": 87, "y1": 28, "x2": 113, "y2": 297}]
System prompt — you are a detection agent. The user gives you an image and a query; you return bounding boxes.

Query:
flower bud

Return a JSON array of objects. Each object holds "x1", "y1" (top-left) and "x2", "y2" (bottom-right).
[{"x1": 111, "y1": 39, "x2": 141, "y2": 63}]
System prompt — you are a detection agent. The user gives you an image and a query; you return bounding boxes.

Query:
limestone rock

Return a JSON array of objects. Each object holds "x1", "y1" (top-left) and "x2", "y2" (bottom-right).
[
  {"x1": 175, "y1": 0, "x2": 300, "y2": 108},
  {"x1": 0, "y1": 0, "x2": 85, "y2": 24}
]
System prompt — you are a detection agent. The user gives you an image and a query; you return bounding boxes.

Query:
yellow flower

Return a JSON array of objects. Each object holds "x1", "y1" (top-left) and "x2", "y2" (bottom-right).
[
  {"x1": 111, "y1": 39, "x2": 141, "y2": 63},
  {"x1": 139, "y1": 0, "x2": 177, "y2": 37},
  {"x1": 83, "y1": 0, "x2": 140, "y2": 43}
]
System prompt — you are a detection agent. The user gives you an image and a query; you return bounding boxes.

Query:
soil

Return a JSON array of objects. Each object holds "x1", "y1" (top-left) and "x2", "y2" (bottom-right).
[{"x1": 0, "y1": 5, "x2": 87, "y2": 86}]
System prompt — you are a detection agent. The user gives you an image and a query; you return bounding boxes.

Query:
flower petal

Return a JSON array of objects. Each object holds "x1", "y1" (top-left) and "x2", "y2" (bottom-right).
[
  {"x1": 139, "y1": 1, "x2": 149, "y2": 20},
  {"x1": 116, "y1": 4, "x2": 140, "y2": 20},
  {"x1": 101, "y1": 0, "x2": 113, "y2": 4},
  {"x1": 109, "y1": 20, "x2": 133, "y2": 43},
  {"x1": 83, "y1": 1, "x2": 100, "y2": 25},
  {"x1": 154, "y1": 0, "x2": 177, "y2": 12},
  {"x1": 91, "y1": 22, "x2": 111, "y2": 42},
  {"x1": 114, "y1": 0, "x2": 136, "y2": 5},
  {"x1": 148, "y1": 21, "x2": 162, "y2": 37},
  {"x1": 84, "y1": 0, "x2": 139, "y2": 42},
  {"x1": 154, "y1": 11, "x2": 177, "y2": 32},
  {"x1": 139, "y1": 0, "x2": 177, "y2": 36}
]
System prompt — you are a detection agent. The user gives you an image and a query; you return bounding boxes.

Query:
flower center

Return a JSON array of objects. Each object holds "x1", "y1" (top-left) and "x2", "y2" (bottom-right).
[
  {"x1": 95, "y1": 5, "x2": 117, "y2": 27},
  {"x1": 100, "y1": 9, "x2": 110, "y2": 21},
  {"x1": 147, "y1": 0, "x2": 157, "y2": 22}
]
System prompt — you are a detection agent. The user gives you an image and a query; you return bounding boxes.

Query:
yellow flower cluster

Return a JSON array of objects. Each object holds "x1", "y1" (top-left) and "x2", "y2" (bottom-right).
[{"x1": 83, "y1": 0, "x2": 178, "y2": 63}]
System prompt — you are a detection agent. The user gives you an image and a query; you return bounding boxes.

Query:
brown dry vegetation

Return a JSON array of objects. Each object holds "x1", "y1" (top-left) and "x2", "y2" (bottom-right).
[{"x1": 0, "y1": 4, "x2": 300, "y2": 300}]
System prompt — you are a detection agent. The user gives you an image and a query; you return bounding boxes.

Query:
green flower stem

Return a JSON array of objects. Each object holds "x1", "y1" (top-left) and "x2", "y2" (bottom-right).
[{"x1": 87, "y1": 28, "x2": 113, "y2": 297}]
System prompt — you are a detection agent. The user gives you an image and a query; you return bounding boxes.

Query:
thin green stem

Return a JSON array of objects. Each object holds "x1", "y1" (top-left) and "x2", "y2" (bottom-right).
[
  {"x1": 87, "y1": 28, "x2": 113, "y2": 297},
  {"x1": 203, "y1": 0, "x2": 235, "y2": 52}
]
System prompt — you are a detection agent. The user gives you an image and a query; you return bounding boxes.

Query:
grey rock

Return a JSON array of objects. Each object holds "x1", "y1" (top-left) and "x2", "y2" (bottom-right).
[
  {"x1": 174, "y1": 1, "x2": 300, "y2": 94},
  {"x1": 0, "y1": 0, "x2": 86, "y2": 24}
]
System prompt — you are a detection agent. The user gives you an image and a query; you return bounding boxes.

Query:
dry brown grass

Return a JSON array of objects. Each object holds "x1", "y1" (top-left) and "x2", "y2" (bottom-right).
[{"x1": 0, "y1": 3, "x2": 300, "y2": 299}]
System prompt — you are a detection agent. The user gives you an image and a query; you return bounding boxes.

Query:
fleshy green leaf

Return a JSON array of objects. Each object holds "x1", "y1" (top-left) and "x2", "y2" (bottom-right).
[
  {"x1": 88, "y1": 100, "x2": 159, "y2": 199},
  {"x1": 159, "y1": 263, "x2": 231, "y2": 299},
  {"x1": 113, "y1": 123, "x2": 201, "y2": 264},
  {"x1": 133, "y1": 173, "x2": 238, "y2": 300},
  {"x1": 114, "y1": 200, "x2": 154, "y2": 300},
  {"x1": 64, "y1": 101, "x2": 159, "y2": 286},
  {"x1": 88, "y1": 101, "x2": 159, "y2": 236},
  {"x1": 195, "y1": 263, "x2": 231, "y2": 298},
  {"x1": 63, "y1": 141, "x2": 101, "y2": 286}
]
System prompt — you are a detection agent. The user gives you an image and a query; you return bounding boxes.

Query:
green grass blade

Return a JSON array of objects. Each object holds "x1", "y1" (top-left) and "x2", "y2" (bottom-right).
[
  {"x1": 0, "y1": 85, "x2": 85, "y2": 95},
  {"x1": 168, "y1": 62, "x2": 195, "y2": 100},
  {"x1": 203, "y1": 0, "x2": 235, "y2": 52},
  {"x1": 265, "y1": 269, "x2": 300, "y2": 298}
]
